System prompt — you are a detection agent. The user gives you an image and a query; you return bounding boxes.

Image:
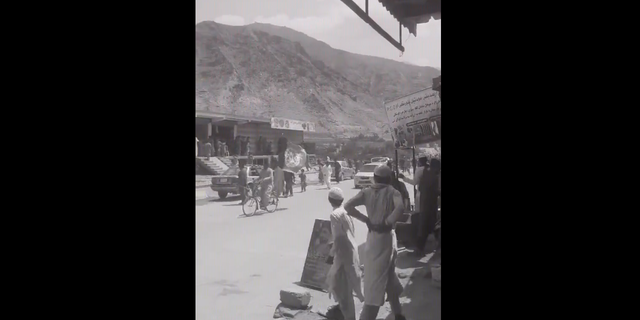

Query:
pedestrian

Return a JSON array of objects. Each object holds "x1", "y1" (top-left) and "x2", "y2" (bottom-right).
[
  {"x1": 322, "y1": 162, "x2": 332, "y2": 189},
  {"x1": 212, "y1": 136, "x2": 219, "y2": 157},
  {"x1": 237, "y1": 162, "x2": 248, "y2": 205},
  {"x1": 334, "y1": 160, "x2": 342, "y2": 183},
  {"x1": 325, "y1": 187, "x2": 365, "y2": 320},
  {"x1": 258, "y1": 161, "x2": 274, "y2": 210},
  {"x1": 284, "y1": 170, "x2": 294, "y2": 197},
  {"x1": 416, "y1": 158, "x2": 440, "y2": 256},
  {"x1": 387, "y1": 161, "x2": 410, "y2": 212},
  {"x1": 299, "y1": 169, "x2": 307, "y2": 192},
  {"x1": 223, "y1": 141, "x2": 229, "y2": 157},
  {"x1": 398, "y1": 155, "x2": 428, "y2": 213},
  {"x1": 204, "y1": 138, "x2": 212, "y2": 161},
  {"x1": 318, "y1": 161, "x2": 324, "y2": 184},
  {"x1": 343, "y1": 165, "x2": 407, "y2": 320},
  {"x1": 274, "y1": 165, "x2": 285, "y2": 197}
]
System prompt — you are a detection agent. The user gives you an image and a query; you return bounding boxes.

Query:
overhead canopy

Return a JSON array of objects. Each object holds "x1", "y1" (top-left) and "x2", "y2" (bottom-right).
[
  {"x1": 340, "y1": 0, "x2": 441, "y2": 52},
  {"x1": 378, "y1": 0, "x2": 441, "y2": 37}
]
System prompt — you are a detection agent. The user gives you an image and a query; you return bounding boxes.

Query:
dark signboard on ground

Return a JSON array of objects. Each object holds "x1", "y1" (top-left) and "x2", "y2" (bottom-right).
[{"x1": 300, "y1": 219, "x2": 333, "y2": 291}]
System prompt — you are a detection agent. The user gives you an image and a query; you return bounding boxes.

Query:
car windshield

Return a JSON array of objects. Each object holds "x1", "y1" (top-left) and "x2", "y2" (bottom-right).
[
  {"x1": 360, "y1": 164, "x2": 379, "y2": 172},
  {"x1": 371, "y1": 157, "x2": 386, "y2": 163},
  {"x1": 223, "y1": 167, "x2": 239, "y2": 175}
]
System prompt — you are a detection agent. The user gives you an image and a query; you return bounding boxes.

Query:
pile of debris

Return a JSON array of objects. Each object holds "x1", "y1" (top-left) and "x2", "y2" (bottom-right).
[{"x1": 273, "y1": 287, "x2": 345, "y2": 320}]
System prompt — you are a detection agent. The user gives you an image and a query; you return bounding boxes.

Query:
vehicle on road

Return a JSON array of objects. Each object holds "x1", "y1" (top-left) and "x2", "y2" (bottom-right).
[
  {"x1": 354, "y1": 162, "x2": 385, "y2": 189},
  {"x1": 328, "y1": 160, "x2": 356, "y2": 181},
  {"x1": 371, "y1": 157, "x2": 391, "y2": 164},
  {"x1": 242, "y1": 183, "x2": 279, "y2": 216},
  {"x1": 210, "y1": 166, "x2": 260, "y2": 199}
]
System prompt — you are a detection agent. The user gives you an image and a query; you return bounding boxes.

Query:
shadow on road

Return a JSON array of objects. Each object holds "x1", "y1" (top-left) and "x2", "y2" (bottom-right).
[
  {"x1": 209, "y1": 196, "x2": 241, "y2": 202},
  {"x1": 385, "y1": 267, "x2": 441, "y2": 320},
  {"x1": 236, "y1": 207, "x2": 289, "y2": 218},
  {"x1": 396, "y1": 250, "x2": 429, "y2": 270}
]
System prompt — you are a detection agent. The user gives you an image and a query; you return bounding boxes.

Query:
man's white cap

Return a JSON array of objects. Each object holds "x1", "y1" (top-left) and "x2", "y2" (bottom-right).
[{"x1": 328, "y1": 187, "x2": 344, "y2": 201}]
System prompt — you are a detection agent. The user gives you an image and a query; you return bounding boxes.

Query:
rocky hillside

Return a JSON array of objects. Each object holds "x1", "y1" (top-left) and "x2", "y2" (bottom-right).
[{"x1": 196, "y1": 21, "x2": 440, "y2": 136}]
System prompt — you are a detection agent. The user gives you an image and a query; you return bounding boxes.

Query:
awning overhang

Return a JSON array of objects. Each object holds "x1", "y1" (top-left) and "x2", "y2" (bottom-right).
[
  {"x1": 378, "y1": 0, "x2": 441, "y2": 36},
  {"x1": 339, "y1": 0, "x2": 441, "y2": 52}
]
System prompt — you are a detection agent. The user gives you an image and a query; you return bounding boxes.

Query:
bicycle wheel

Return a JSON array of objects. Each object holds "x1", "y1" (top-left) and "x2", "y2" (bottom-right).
[
  {"x1": 266, "y1": 192, "x2": 279, "y2": 213},
  {"x1": 242, "y1": 197, "x2": 259, "y2": 216}
]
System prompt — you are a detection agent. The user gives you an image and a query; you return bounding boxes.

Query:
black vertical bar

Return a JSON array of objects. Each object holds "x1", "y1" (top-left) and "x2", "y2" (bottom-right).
[
  {"x1": 366, "y1": 0, "x2": 368, "y2": 14},
  {"x1": 399, "y1": 22, "x2": 402, "y2": 46},
  {"x1": 395, "y1": 149, "x2": 399, "y2": 175},
  {"x1": 412, "y1": 147, "x2": 416, "y2": 201}
]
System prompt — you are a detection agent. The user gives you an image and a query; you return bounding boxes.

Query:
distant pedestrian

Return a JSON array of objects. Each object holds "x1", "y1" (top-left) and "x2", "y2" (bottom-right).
[
  {"x1": 322, "y1": 162, "x2": 332, "y2": 189},
  {"x1": 274, "y1": 165, "x2": 285, "y2": 197},
  {"x1": 204, "y1": 139, "x2": 212, "y2": 161},
  {"x1": 284, "y1": 170, "x2": 294, "y2": 197},
  {"x1": 299, "y1": 169, "x2": 307, "y2": 192},
  {"x1": 318, "y1": 161, "x2": 324, "y2": 184},
  {"x1": 334, "y1": 161, "x2": 342, "y2": 183},
  {"x1": 237, "y1": 162, "x2": 248, "y2": 205}
]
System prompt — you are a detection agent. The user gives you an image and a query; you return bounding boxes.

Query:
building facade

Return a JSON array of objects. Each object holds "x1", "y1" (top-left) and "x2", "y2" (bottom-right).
[{"x1": 196, "y1": 111, "x2": 305, "y2": 157}]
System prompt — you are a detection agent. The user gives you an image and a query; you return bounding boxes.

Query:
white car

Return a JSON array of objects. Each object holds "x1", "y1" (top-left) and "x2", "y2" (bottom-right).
[
  {"x1": 354, "y1": 163, "x2": 385, "y2": 189},
  {"x1": 371, "y1": 157, "x2": 390, "y2": 164},
  {"x1": 328, "y1": 161, "x2": 356, "y2": 180}
]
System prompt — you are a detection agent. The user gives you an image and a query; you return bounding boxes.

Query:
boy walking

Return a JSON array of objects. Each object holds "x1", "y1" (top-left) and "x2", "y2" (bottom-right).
[{"x1": 326, "y1": 187, "x2": 364, "y2": 320}]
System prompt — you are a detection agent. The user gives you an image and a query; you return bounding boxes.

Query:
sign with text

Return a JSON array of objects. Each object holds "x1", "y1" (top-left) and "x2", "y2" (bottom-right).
[
  {"x1": 385, "y1": 87, "x2": 441, "y2": 146},
  {"x1": 271, "y1": 117, "x2": 316, "y2": 132},
  {"x1": 300, "y1": 219, "x2": 332, "y2": 291}
]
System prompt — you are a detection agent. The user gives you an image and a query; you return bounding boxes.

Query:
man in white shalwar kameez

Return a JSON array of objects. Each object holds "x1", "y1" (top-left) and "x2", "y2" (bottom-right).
[
  {"x1": 322, "y1": 163, "x2": 332, "y2": 189},
  {"x1": 344, "y1": 165, "x2": 407, "y2": 320},
  {"x1": 325, "y1": 187, "x2": 364, "y2": 320}
]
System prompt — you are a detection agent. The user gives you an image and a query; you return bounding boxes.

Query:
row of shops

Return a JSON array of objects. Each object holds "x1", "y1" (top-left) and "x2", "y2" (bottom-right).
[{"x1": 196, "y1": 111, "x2": 318, "y2": 158}]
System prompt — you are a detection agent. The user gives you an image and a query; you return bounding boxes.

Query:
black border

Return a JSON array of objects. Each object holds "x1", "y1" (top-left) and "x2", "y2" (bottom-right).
[{"x1": 27, "y1": 0, "x2": 602, "y2": 317}]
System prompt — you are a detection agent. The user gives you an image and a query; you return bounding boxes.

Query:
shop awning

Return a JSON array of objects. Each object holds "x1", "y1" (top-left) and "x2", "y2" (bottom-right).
[
  {"x1": 378, "y1": 0, "x2": 441, "y2": 37},
  {"x1": 195, "y1": 111, "x2": 271, "y2": 125},
  {"x1": 340, "y1": 0, "x2": 441, "y2": 52}
]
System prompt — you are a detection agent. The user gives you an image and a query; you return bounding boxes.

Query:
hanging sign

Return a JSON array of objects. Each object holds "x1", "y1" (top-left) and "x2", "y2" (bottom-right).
[
  {"x1": 271, "y1": 117, "x2": 316, "y2": 132},
  {"x1": 385, "y1": 87, "x2": 441, "y2": 146}
]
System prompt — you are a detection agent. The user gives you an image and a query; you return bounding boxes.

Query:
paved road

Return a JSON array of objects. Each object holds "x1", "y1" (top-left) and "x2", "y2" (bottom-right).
[{"x1": 196, "y1": 176, "x2": 426, "y2": 320}]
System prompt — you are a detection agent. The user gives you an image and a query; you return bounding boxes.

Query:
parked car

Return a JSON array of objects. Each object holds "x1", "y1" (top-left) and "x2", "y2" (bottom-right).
[
  {"x1": 210, "y1": 166, "x2": 260, "y2": 199},
  {"x1": 328, "y1": 160, "x2": 356, "y2": 181},
  {"x1": 371, "y1": 157, "x2": 390, "y2": 164},
  {"x1": 354, "y1": 163, "x2": 385, "y2": 189}
]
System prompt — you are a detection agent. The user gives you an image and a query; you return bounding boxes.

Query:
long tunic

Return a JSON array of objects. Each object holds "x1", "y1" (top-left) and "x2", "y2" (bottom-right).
[
  {"x1": 259, "y1": 167, "x2": 274, "y2": 207},
  {"x1": 402, "y1": 166, "x2": 424, "y2": 211},
  {"x1": 326, "y1": 207, "x2": 364, "y2": 315},
  {"x1": 274, "y1": 167, "x2": 285, "y2": 195},
  {"x1": 419, "y1": 169, "x2": 440, "y2": 237},
  {"x1": 344, "y1": 184, "x2": 405, "y2": 306}
]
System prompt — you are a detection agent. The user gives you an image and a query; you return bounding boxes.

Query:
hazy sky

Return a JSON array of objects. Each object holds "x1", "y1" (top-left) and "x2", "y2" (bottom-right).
[{"x1": 196, "y1": 0, "x2": 441, "y2": 68}]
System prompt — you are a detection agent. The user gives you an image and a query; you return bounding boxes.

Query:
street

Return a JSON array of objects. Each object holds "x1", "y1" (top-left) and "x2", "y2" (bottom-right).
[{"x1": 196, "y1": 175, "x2": 438, "y2": 320}]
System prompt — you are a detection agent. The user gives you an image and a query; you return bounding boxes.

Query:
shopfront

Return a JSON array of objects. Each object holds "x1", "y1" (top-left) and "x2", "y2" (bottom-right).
[{"x1": 196, "y1": 111, "x2": 306, "y2": 157}]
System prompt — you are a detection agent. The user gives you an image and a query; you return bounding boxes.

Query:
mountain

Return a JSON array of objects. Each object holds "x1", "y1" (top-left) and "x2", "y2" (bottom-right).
[{"x1": 196, "y1": 21, "x2": 440, "y2": 136}]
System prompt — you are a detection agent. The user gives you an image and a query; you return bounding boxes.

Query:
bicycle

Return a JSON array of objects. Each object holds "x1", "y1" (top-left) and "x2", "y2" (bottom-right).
[{"x1": 242, "y1": 182, "x2": 279, "y2": 216}]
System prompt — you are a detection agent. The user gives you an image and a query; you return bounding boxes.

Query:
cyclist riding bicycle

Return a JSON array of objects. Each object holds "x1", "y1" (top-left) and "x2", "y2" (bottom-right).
[{"x1": 257, "y1": 162, "x2": 274, "y2": 210}]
